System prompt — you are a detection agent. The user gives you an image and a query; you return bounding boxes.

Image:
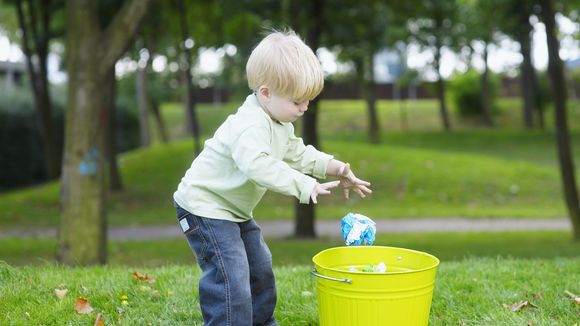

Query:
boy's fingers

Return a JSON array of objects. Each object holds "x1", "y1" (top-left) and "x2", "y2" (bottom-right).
[
  {"x1": 359, "y1": 185, "x2": 373, "y2": 194},
  {"x1": 356, "y1": 179, "x2": 371, "y2": 187},
  {"x1": 321, "y1": 180, "x2": 340, "y2": 189},
  {"x1": 342, "y1": 163, "x2": 351, "y2": 176},
  {"x1": 319, "y1": 188, "x2": 331, "y2": 195},
  {"x1": 353, "y1": 188, "x2": 366, "y2": 198},
  {"x1": 344, "y1": 188, "x2": 350, "y2": 199},
  {"x1": 311, "y1": 193, "x2": 318, "y2": 204}
]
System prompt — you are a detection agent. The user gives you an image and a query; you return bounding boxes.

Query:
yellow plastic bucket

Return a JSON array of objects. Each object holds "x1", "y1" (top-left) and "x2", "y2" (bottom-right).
[{"x1": 311, "y1": 246, "x2": 440, "y2": 326}]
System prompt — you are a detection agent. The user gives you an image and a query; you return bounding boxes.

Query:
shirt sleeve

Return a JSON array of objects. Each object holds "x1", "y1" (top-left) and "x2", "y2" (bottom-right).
[
  {"x1": 230, "y1": 125, "x2": 317, "y2": 204},
  {"x1": 283, "y1": 126, "x2": 333, "y2": 179}
]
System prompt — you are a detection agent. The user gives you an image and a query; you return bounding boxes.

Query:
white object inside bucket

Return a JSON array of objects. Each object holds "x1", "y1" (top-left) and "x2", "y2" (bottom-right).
[{"x1": 347, "y1": 262, "x2": 387, "y2": 272}]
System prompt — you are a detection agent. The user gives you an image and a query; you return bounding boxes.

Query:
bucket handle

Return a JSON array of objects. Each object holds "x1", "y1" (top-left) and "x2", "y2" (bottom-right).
[{"x1": 311, "y1": 270, "x2": 352, "y2": 284}]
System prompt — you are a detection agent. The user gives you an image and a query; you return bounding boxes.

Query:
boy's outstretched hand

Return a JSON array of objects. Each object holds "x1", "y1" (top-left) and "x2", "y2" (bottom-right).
[
  {"x1": 310, "y1": 180, "x2": 341, "y2": 204},
  {"x1": 338, "y1": 163, "x2": 372, "y2": 199}
]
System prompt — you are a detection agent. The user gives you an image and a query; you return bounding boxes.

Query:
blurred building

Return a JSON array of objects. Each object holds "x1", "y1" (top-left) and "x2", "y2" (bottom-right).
[{"x1": 0, "y1": 60, "x2": 26, "y2": 89}]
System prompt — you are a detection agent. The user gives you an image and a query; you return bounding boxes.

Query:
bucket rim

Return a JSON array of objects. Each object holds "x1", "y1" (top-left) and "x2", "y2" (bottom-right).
[{"x1": 312, "y1": 245, "x2": 440, "y2": 275}]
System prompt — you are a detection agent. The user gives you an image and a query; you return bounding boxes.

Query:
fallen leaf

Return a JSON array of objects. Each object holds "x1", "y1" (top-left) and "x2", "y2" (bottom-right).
[
  {"x1": 94, "y1": 313, "x2": 104, "y2": 326},
  {"x1": 503, "y1": 300, "x2": 538, "y2": 312},
  {"x1": 131, "y1": 271, "x2": 155, "y2": 284},
  {"x1": 55, "y1": 288, "x2": 68, "y2": 300},
  {"x1": 75, "y1": 297, "x2": 94, "y2": 314},
  {"x1": 564, "y1": 290, "x2": 580, "y2": 305},
  {"x1": 533, "y1": 292, "x2": 544, "y2": 300}
]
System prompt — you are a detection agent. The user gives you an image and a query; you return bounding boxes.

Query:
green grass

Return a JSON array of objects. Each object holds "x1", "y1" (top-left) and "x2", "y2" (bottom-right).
[
  {"x1": 316, "y1": 98, "x2": 580, "y2": 132},
  {"x1": 0, "y1": 137, "x2": 571, "y2": 227},
  {"x1": 1, "y1": 231, "x2": 578, "y2": 267},
  {"x1": 1, "y1": 98, "x2": 580, "y2": 227},
  {"x1": 1, "y1": 257, "x2": 578, "y2": 325}
]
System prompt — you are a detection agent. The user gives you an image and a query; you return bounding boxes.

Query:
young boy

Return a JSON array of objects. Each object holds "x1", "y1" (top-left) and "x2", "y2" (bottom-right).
[{"x1": 173, "y1": 30, "x2": 371, "y2": 325}]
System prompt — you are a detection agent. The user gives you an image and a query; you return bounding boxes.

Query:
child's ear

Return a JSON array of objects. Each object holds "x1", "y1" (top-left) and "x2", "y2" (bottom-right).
[{"x1": 258, "y1": 86, "x2": 271, "y2": 101}]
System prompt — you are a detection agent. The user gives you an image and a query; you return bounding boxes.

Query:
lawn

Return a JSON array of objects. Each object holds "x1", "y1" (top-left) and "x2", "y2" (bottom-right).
[
  {"x1": 1, "y1": 98, "x2": 580, "y2": 227},
  {"x1": 0, "y1": 134, "x2": 577, "y2": 227},
  {"x1": 2, "y1": 97, "x2": 580, "y2": 324},
  {"x1": 1, "y1": 257, "x2": 578, "y2": 325},
  {"x1": 1, "y1": 231, "x2": 579, "y2": 266}
]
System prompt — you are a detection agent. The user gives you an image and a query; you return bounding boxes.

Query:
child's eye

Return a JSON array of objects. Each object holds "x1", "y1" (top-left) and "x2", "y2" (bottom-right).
[{"x1": 293, "y1": 101, "x2": 300, "y2": 105}]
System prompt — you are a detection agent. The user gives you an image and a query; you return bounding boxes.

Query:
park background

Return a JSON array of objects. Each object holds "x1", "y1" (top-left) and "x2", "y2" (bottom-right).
[{"x1": 0, "y1": 0, "x2": 579, "y2": 324}]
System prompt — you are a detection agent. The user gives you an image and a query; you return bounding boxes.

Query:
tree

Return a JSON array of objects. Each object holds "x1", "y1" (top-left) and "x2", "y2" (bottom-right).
[
  {"x1": 58, "y1": 0, "x2": 152, "y2": 265},
  {"x1": 539, "y1": 0, "x2": 580, "y2": 239},
  {"x1": 324, "y1": 0, "x2": 392, "y2": 143},
  {"x1": 14, "y1": 0, "x2": 63, "y2": 179},
  {"x1": 286, "y1": 0, "x2": 324, "y2": 238},
  {"x1": 176, "y1": 0, "x2": 201, "y2": 155},
  {"x1": 498, "y1": 0, "x2": 541, "y2": 129},
  {"x1": 407, "y1": 0, "x2": 461, "y2": 131},
  {"x1": 458, "y1": 0, "x2": 502, "y2": 127}
]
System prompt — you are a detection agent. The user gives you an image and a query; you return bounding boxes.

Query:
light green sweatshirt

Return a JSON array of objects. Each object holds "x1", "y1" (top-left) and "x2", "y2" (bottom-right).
[{"x1": 173, "y1": 94, "x2": 333, "y2": 222}]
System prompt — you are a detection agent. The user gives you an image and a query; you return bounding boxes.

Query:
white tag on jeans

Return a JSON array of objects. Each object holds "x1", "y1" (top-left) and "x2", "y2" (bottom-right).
[{"x1": 179, "y1": 218, "x2": 190, "y2": 232}]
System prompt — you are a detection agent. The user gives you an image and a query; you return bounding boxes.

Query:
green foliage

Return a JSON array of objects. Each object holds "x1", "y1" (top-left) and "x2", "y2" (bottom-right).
[
  {"x1": 0, "y1": 88, "x2": 64, "y2": 190},
  {"x1": 0, "y1": 85, "x2": 139, "y2": 191},
  {"x1": 449, "y1": 70, "x2": 498, "y2": 117}
]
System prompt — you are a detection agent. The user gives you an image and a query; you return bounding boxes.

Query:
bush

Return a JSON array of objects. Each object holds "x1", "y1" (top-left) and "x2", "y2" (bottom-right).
[
  {"x1": 0, "y1": 88, "x2": 63, "y2": 190},
  {"x1": 449, "y1": 70, "x2": 499, "y2": 117},
  {"x1": 0, "y1": 86, "x2": 139, "y2": 192}
]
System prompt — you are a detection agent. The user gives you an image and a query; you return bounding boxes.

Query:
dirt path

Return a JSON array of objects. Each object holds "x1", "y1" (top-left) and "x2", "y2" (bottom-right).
[{"x1": 0, "y1": 218, "x2": 571, "y2": 240}]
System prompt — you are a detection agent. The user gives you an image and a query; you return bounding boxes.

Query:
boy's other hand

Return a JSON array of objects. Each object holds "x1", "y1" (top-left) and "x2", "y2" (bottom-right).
[
  {"x1": 339, "y1": 163, "x2": 372, "y2": 199},
  {"x1": 310, "y1": 181, "x2": 341, "y2": 204}
]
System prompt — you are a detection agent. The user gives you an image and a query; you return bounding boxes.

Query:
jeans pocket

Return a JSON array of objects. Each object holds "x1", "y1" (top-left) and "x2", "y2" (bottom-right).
[
  {"x1": 177, "y1": 210, "x2": 199, "y2": 234},
  {"x1": 176, "y1": 209, "x2": 208, "y2": 263}
]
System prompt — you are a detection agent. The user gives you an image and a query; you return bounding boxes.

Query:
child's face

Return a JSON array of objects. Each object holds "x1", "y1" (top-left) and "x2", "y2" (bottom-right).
[{"x1": 265, "y1": 92, "x2": 310, "y2": 123}]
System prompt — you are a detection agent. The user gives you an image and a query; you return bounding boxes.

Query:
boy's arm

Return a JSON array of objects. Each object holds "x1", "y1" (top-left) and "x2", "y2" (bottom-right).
[
  {"x1": 232, "y1": 126, "x2": 318, "y2": 204},
  {"x1": 283, "y1": 131, "x2": 333, "y2": 179}
]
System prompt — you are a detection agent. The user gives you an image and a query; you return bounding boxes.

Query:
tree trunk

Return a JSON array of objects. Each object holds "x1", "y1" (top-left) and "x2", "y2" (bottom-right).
[
  {"x1": 58, "y1": 0, "x2": 151, "y2": 265},
  {"x1": 364, "y1": 53, "x2": 380, "y2": 143},
  {"x1": 480, "y1": 41, "x2": 494, "y2": 127},
  {"x1": 532, "y1": 67, "x2": 545, "y2": 129},
  {"x1": 136, "y1": 51, "x2": 151, "y2": 147},
  {"x1": 293, "y1": 0, "x2": 323, "y2": 238},
  {"x1": 540, "y1": 0, "x2": 580, "y2": 239},
  {"x1": 58, "y1": 0, "x2": 107, "y2": 265},
  {"x1": 103, "y1": 66, "x2": 123, "y2": 191},
  {"x1": 151, "y1": 99, "x2": 169, "y2": 143},
  {"x1": 434, "y1": 46, "x2": 451, "y2": 131},
  {"x1": 517, "y1": 12, "x2": 536, "y2": 129},
  {"x1": 177, "y1": 0, "x2": 201, "y2": 155},
  {"x1": 15, "y1": 0, "x2": 60, "y2": 180}
]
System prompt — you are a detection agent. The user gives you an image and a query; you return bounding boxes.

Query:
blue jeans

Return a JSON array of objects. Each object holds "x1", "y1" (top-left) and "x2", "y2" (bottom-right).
[{"x1": 175, "y1": 204, "x2": 278, "y2": 326}]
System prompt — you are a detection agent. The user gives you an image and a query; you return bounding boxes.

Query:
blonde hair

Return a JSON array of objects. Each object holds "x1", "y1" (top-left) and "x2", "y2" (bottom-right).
[{"x1": 246, "y1": 30, "x2": 324, "y2": 102}]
